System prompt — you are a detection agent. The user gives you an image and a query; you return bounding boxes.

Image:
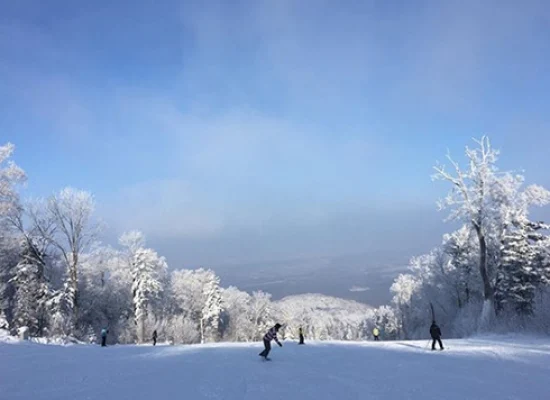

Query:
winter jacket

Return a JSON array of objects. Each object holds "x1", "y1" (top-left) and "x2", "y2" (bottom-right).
[
  {"x1": 430, "y1": 324, "x2": 441, "y2": 339},
  {"x1": 373, "y1": 328, "x2": 380, "y2": 337},
  {"x1": 264, "y1": 327, "x2": 281, "y2": 345},
  {"x1": 101, "y1": 329, "x2": 107, "y2": 338}
]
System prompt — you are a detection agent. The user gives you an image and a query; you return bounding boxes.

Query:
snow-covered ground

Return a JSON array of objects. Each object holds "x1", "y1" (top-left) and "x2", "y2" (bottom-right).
[{"x1": 1, "y1": 336, "x2": 549, "y2": 400}]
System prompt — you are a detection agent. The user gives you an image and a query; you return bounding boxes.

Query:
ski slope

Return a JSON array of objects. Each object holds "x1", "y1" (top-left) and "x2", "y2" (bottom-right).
[{"x1": 1, "y1": 336, "x2": 549, "y2": 400}]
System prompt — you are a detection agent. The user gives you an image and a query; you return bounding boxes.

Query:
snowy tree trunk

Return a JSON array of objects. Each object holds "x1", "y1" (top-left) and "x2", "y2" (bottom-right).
[
  {"x1": 475, "y1": 226, "x2": 496, "y2": 328},
  {"x1": 475, "y1": 226, "x2": 495, "y2": 323},
  {"x1": 136, "y1": 316, "x2": 145, "y2": 344},
  {"x1": 69, "y1": 258, "x2": 79, "y2": 332},
  {"x1": 200, "y1": 317, "x2": 204, "y2": 344},
  {"x1": 129, "y1": 244, "x2": 166, "y2": 344},
  {"x1": 480, "y1": 299, "x2": 495, "y2": 329}
]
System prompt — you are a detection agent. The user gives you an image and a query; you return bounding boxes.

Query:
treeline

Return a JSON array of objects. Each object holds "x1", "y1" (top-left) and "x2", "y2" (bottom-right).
[
  {"x1": 0, "y1": 143, "x2": 396, "y2": 343},
  {"x1": 1, "y1": 137, "x2": 549, "y2": 344}
]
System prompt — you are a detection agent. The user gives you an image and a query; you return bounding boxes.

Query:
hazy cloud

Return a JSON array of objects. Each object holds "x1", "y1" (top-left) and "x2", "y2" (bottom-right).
[{"x1": 3, "y1": 0, "x2": 550, "y2": 266}]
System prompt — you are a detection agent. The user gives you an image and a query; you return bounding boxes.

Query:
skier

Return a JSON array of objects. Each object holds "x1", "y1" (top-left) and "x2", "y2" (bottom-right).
[
  {"x1": 100, "y1": 328, "x2": 108, "y2": 347},
  {"x1": 152, "y1": 330, "x2": 157, "y2": 346},
  {"x1": 373, "y1": 327, "x2": 380, "y2": 341},
  {"x1": 259, "y1": 323, "x2": 283, "y2": 360},
  {"x1": 430, "y1": 321, "x2": 444, "y2": 351},
  {"x1": 298, "y1": 327, "x2": 305, "y2": 345}
]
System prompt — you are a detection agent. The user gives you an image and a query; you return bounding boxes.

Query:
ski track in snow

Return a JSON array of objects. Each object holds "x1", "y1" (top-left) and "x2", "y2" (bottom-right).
[{"x1": 1, "y1": 337, "x2": 549, "y2": 400}]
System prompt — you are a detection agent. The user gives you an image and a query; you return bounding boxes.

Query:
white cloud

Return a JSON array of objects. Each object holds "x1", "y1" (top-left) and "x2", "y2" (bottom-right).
[
  {"x1": 102, "y1": 178, "x2": 225, "y2": 239},
  {"x1": 4, "y1": 0, "x2": 550, "y2": 265}
]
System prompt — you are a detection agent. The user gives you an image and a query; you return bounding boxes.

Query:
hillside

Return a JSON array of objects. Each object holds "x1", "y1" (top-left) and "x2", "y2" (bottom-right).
[{"x1": 1, "y1": 336, "x2": 549, "y2": 400}]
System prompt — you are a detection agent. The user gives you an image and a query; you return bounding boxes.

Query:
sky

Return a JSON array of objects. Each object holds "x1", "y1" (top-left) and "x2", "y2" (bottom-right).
[{"x1": 2, "y1": 0, "x2": 550, "y2": 268}]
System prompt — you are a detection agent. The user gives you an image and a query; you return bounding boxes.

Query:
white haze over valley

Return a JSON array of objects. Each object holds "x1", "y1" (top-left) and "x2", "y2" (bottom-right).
[{"x1": 213, "y1": 251, "x2": 409, "y2": 306}]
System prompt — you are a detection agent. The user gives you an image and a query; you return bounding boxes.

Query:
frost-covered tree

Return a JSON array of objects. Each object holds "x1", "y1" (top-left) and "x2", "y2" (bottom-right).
[
  {"x1": 75, "y1": 245, "x2": 134, "y2": 342},
  {"x1": 496, "y1": 218, "x2": 550, "y2": 316},
  {"x1": 497, "y1": 227, "x2": 535, "y2": 315},
  {"x1": 390, "y1": 236, "x2": 486, "y2": 339},
  {"x1": 28, "y1": 188, "x2": 101, "y2": 335},
  {"x1": 119, "y1": 230, "x2": 145, "y2": 258},
  {"x1": 433, "y1": 137, "x2": 501, "y2": 324},
  {"x1": 170, "y1": 268, "x2": 223, "y2": 344},
  {"x1": 533, "y1": 238, "x2": 550, "y2": 286},
  {"x1": 391, "y1": 273, "x2": 421, "y2": 339},
  {"x1": 220, "y1": 287, "x2": 251, "y2": 341},
  {"x1": 0, "y1": 143, "x2": 26, "y2": 223},
  {"x1": 442, "y1": 226, "x2": 479, "y2": 308},
  {"x1": 388, "y1": 138, "x2": 550, "y2": 338},
  {"x1": 373, "y1": 305, "x2": 398, "y2": 340},
  {"x1": 6, "y1": 199, "x2": 57, "y2": 334},
  {"x1": 489, "y1": 173, "x2": 550, "y2": 317},
  {"x1": 10, "y1": 239, "x2": 50, "y2": 335},
  {"x1": 246, "y1": 291, "x2": 274, "y2": 341},
  {"x1": 0, "y1": 142, "x2": 26, "y2": 329},
  {"x1": 0, "y1": 235, "x2": 19, "y2": 330},
  {"x1": 130, "y1": 246, "x2": 167, "y2": 343},
  {"x1": 201, "y1": 273, "x2": 222, "y2": 343},
  {"x1": 46, "y1": 288, "x2": 72, "y2": 336},
  {"x1": 433, "y1": 137, "x2": 550, "y2": 325}
]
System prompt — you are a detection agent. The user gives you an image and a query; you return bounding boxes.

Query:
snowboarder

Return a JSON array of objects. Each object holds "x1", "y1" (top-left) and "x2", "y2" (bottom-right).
[
  {"x1": 100, "y1": 328, "x2": 108, "y2": 347},
  {"x1": 373, "y1": 327, "x2": 380, "y2": 341},
  {"x1": 152, "y1": 330, "x2": 157, "y2": 346},
  {"x1": 298, "y1": 327, "x2": 305, "y2": 345},
  {"x1": 430, "y1": 321, "x2": 444, "y2": 350},
  {"x1": 259, "y1": 323, "x2": 283, "y2": 360}
]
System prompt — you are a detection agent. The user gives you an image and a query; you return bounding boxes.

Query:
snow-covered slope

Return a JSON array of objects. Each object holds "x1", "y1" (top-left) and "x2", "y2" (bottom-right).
[{"x1": 1, "y1": 336, "x2": 549, "y2": 400}]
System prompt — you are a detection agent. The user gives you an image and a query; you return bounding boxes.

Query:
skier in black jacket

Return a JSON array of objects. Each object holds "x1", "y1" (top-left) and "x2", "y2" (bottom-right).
[
  {"x1": 152, "y1": 330, "x2": 157, "y2": 346},
  {"x1": 430, "y1": 321, "x2": 444, "y2": 350},
  {"x1": 298, "y1": 327, "x2": 305, "y2": 345},
  {"x1": 259, "y1": 323, "x2": 283, "y2": 360},
  {"x1": 100, "y1": 328, "x2": 109, "y2": 347}
]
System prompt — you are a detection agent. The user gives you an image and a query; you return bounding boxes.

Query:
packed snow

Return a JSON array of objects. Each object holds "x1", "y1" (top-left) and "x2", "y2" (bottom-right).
[{"x1": 1, "y1": 336, "x2": 549, "y2": 400}]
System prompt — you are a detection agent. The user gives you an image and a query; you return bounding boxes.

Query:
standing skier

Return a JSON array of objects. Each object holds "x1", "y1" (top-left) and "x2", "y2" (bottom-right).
[
  {"x1": 152, "y1": 330, "x2": 158, "y2": 346},
  {"x1": 430, "y1": 321, "x2": 444, "y2": 350},
  {"x1": 259, "y1": 323, "x2": 283, "y2": 360},
  {"x1": 298, "y1": 327, "x2": 305, "y2": 345},
  {"x1": 100, "y1": 328, "x2": 108, "y2": 347},
  {"x1": 373, "y1": 327, "x2": 380, "y2": 341}
]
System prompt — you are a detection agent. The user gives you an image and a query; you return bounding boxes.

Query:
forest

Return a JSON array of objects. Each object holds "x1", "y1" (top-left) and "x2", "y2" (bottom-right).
[{"x1": 1, "y1": 137, "x2": 549, "y2": 344}]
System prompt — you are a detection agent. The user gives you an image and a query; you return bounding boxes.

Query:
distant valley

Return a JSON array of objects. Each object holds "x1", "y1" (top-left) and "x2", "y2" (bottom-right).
[{"x1": 213, "y1": 251, "x2": 410, "y2": 307}]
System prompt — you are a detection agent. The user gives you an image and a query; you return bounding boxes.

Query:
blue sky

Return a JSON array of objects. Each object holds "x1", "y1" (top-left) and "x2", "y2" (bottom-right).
[{"x1": 2, "y1": 0, "x2": 550, "y2": 266}]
